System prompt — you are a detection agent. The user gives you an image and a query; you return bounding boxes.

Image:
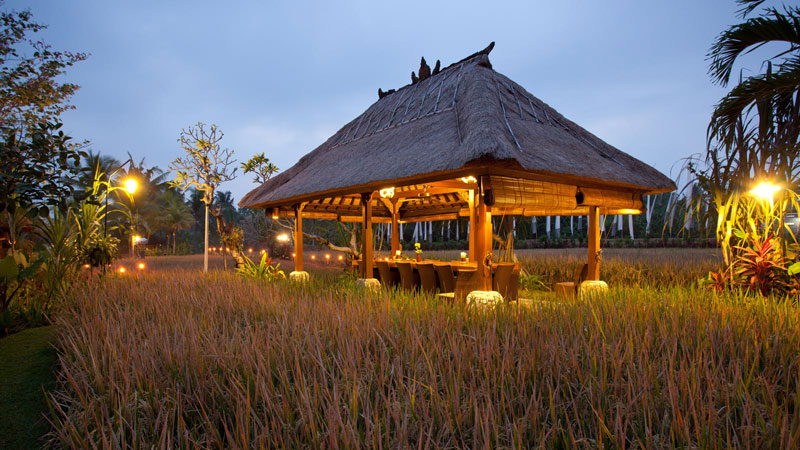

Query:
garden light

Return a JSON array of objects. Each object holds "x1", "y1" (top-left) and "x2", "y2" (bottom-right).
[
  {"x1": 338, "y1": 255, "x2": 343, "y2": 261},
  {"x1": 291, "y1": 252, "x2": 296, "y2": 258},
  {"x1": 123, "y1": 178, "x2": 138, "y2": 194},
  {"x1": 83, "y1": 264, "x2": 90, "y2": 269},
  {"x1": 118, "y1": 267, "x2": 126, "y2": 274},
  {"x1": 325, "y1": 254, "x2": 331, "y2": 261},
  {"x1": 248, "y1": 248, "x2": 253, "y2": 253},
  {"x1": 311, "y1": 255, "x2": 316, "y2": 260},
  {"x1": 138, "y1": 263, "x2": 145, "y2": 270},
  {"x1": 749, "y1": 181, "x2": 781, "y2": 200},
  {"x1": 276, "y1": 233, "x2": 290, "y2": 242}
]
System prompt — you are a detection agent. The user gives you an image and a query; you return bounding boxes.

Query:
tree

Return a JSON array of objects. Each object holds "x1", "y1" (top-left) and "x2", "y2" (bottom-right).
[
  {"x1": 242, "y1": 152, "x2": 279, "y2": 184},
  {"x1": 170, "y1": 122, "x2": 239, "y2": 271},
  {"x1": 0, "y1": 3, "x2": 87, "y2": 134},
  {"x1": 162, "y1": 190, "x2": 194, "y2": 254},
  {"x1": 688, "y1": 0, "x2": 800, "y2": 290},
  {"x1": 708, "y1": 0, "x2": 800, "y2": 152}
]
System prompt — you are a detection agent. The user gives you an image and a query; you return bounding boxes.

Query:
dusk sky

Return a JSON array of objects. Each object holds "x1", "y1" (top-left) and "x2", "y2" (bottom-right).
[{"x1": 9, "y1": 1, "x2": 754, "y2": 201}]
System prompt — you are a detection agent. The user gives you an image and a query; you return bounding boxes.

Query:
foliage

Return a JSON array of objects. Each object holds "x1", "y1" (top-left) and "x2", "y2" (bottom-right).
[
  {"x1": 36, "y1": 207, "x2": 78, "y2": 304},
  {"x1": 236, "y1": 252, "x2": 285, "y2": 281},
  {"x1": 79, "y1": 234, "x2": 118, "y2": 268},
  {"x1": 0, "y1": 122, "x2": 86, "y2": 216},
  {"x1": 0, "y1": 249, "x2": 42, "y2": 314},
  {"x1": 733, "y1": 234, "x2": 790, "y2": 295},
  {"x1": 241, "y1": 152, "x2": 279, "y2": 184},
  {"x1": 169, "y1": 122, "x2": 237, "y2": 206},
  {"x1": 0, "y1": 3, "x2": 87, "y2": 132},
  {"x1": 708, "y1": 1, "x2": 800, "y2": 147},
  {"x1": 518, "y1": 271, "x2": 548, "y2": 291}
]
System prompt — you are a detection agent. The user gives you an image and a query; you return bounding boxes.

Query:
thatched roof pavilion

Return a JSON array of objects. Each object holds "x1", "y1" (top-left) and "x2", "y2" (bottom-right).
[{"x1": 241, "y1": 43, "x2": 676, "y2": 289}]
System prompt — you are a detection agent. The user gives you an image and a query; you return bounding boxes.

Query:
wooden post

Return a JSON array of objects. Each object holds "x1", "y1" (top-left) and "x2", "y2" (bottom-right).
[
  {"x1": 468, "y1": 189, "x2": 477, "y2": 263},
  {"x1": 390, "y1": 198, "x2": 400, "y2": 256},
  {"x1": 475, "y1": 178, "x2": 492, "y2": 290},
  {"x1": 294, "y1": 204, "x2": 304, "y2": 272},
  {"x1": 587, "y1": 206, "x2": 600, "y2": 281},
  {"x1": 361, "y1": 193, "x2": 374, "y2": 279}
]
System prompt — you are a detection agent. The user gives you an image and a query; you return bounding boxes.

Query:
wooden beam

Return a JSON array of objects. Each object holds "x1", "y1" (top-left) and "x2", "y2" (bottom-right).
[
  {"x1": 390, "y1": 198, "x2": 400, "y2": 256},
  {"x1": 360, "y1": 192, "x2": 374, "y2": 279},
  {"x1": 468, "y1": 189, "x2": 477, "y2": 263},
  {"x1": 294, "y1": 204, "x2": 305, "y2": 272},
  {"x1": 587, "y1": 206, "x2": 600, "y2": 281},
  {"x1": 390, "y1": 186, "x2": 458, "y2": 199},
  {"x1": 398, "y1": 212, "x2": 459, "y2": 223},
  {"x1": 475, "y1": 177, "x2": 493, "y2": 290}
]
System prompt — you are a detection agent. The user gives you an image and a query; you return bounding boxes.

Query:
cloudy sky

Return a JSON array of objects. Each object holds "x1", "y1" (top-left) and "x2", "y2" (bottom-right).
[{"x1": 9, "y1": 1, "x2": 752, "y2": 201}]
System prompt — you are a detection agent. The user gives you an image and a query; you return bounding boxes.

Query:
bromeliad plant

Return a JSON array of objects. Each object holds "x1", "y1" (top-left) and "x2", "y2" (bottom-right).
[
  {"x1": 236, "y1": 252, "x2": 286, "y2": 282},
  {"x1": 733, "y1": 234, "x2": 790, "y2": 296}
]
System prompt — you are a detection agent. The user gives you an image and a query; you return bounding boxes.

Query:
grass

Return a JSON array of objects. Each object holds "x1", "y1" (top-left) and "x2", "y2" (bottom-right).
[
  {"x1": 47, "y1": 259, "x2": 800, "y2": 448},
  {"x1": 0, "y1": 325, "x2": 58, "y2": 450}
]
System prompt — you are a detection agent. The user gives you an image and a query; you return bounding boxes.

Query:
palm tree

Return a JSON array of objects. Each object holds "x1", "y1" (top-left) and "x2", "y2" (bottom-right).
[
  {"x1": 708, "y1": 0, "x2": 800, "y2": 150},
  {"x1": 163, "y1": 191, "x2": 194, "y2": 254}
]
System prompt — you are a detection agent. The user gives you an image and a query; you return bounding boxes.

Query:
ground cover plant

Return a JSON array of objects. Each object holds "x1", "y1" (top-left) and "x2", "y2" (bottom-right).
[{"x1": 47, "y1": 254, "x2": 799, "y2": 448}]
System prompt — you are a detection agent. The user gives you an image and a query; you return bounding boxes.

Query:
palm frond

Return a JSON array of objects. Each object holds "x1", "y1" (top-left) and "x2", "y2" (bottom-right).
[
  {"x1": 709, "y1": 64, "x2": 800, "y2": 146},
  {"x1": 708, "y1": 6, "x2": 800, "y2": 86}
]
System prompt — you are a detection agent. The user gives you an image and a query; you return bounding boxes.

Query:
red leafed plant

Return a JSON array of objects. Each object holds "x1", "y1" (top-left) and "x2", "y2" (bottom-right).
[{"x1": 733, "y1": 235, "x2": 788, "y2": 296}]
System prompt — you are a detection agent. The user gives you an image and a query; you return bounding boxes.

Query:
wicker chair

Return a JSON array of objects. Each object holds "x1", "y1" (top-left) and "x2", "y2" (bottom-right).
[
  {"x1": 434, "y1": 263, "x2": 456, "y2": 293},
  {"x1": 491, "y1": 263, "x2": 516, "y2": 300},
  {"x1": 396, "y1": 261, "x2": 419, "y2": 292},
  {"x1": 416, "y1": 262, "x2": 439, "y2": 294},
  {"x1": 454, "y1": 268, "x2": 479, "y2": 303},
  {"x1": 376, "y1": 260, "x2": 399, "y2": 289}
]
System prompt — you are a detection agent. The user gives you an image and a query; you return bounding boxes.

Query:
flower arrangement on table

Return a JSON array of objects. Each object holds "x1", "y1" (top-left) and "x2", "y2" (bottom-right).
[{"x1": 414, "y1": 242, "x2": 422, "y2": 261}]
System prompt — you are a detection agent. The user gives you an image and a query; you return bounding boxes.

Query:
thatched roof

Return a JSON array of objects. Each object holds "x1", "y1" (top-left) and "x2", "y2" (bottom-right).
[{"x1": 240, "y1": 43, "x2": 675, "y2": 212}]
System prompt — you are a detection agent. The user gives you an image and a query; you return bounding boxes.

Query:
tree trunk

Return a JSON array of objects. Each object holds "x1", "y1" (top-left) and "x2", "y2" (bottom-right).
[
  {"x1": 173, "y1": 231, "x2": 177, "y2": 254},
  {"x1": 204, "y1": 205, "x2": 209, "y2": 272}
]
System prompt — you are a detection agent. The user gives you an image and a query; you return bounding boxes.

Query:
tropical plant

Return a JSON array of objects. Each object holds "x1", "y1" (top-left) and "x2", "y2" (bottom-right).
[
  {"x1": 236, "y1": 252, "x2": 285, "y2": 282},
  {"x1": 162, "y1": 191, "x2": 194, "y2": 254},
  {"x1": 242, "y1": 152, "x2": 279, "y2": 184},
  {"x1": 708, "y1": 0, "x2": 800, "y2": 147},
  {"x1": 0, "y1": 249, "x2": 42, "y2": 314},
  {"x1": 733, "y1": 234, "x2": 789, "y2": 295},
  {"x1": 170, "y1": 122, "x2": 238, "y2": 272},
  {"x1": 36, "y1": 207, "x2": 78, "y2": 305},
  {"x1": 0, "y1": 2, "x2": 87, "y2": 133}
]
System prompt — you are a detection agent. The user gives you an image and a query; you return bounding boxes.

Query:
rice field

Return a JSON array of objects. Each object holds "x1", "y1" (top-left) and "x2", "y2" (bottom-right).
[{"x1": 47, "y1": 249, "x2": 800, "y2": 448}]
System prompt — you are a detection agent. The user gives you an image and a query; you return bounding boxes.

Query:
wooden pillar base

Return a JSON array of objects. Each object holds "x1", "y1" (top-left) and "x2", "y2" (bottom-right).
[{"x1": 289, "y1": 271, "x2": 310, "y2": 283}]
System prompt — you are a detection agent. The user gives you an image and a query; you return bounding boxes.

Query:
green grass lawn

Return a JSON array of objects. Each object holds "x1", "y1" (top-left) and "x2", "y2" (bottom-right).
[{"x1": 0, "y1": 326, "x2": 58, "y2": 450}]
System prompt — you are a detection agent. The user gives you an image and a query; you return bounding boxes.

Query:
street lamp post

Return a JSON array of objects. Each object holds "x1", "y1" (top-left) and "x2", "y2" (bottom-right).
[{"x1": 102, "y1": 160, "x2": 138, "y2": 273}]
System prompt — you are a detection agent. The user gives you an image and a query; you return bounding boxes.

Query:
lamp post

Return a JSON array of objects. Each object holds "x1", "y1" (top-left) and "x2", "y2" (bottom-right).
[{"x1": 101, "y1": 160, "x2": 137, "y2": 273}]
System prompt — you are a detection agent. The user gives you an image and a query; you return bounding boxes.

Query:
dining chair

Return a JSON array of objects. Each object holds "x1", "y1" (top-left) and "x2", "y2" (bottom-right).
[
  {"x1": 376, "y1": 260, "x2": 399, "y2": 289},
  {"x1": 454, "y1": 268, "x2": 478, "y2": 303},
  {"x1": 396, "y1": 261, "x2": 419, "y2": 292},
  {"x1": 416, "y1": 262, "x2": 439, "y2": 294},
  {"x1": 434, "y1": 263, "x2": 456, "y2": 293},
  {"x1": 492, "y1": 262, "x2": 517, "y2": 300},
  {"x1": 507, "y1": 265, "x2": 521, "y2": 302}
]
